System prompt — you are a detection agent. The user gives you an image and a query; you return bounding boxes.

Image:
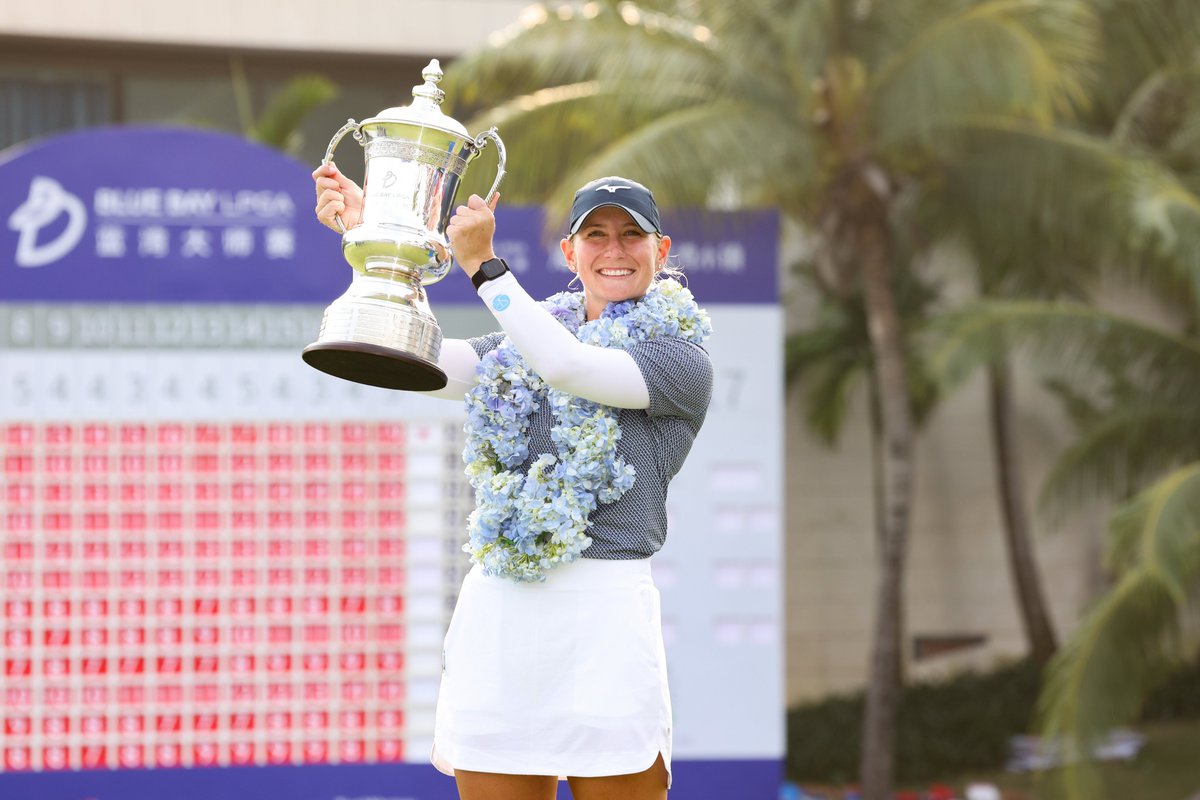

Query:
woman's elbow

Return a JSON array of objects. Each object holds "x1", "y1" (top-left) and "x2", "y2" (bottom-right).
[{"x1": 536, "y1": 356, "x2": 586, "y2": 391}]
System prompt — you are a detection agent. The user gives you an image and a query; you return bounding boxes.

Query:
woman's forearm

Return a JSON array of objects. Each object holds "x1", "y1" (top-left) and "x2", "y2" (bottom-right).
[{"x1": 476, "y1": 274, "x2": 650, "y2": 409}]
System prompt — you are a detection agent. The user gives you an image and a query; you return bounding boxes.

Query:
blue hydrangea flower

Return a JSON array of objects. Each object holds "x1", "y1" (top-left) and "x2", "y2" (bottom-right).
[{"x1": 461, "y1": 279, "x2": 711, "y2": 582}]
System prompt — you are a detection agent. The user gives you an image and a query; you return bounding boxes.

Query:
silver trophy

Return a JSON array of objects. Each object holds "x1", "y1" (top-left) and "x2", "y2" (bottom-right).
[{"x1": 302, "y1": 60, "x2": 506, "y2": 390}]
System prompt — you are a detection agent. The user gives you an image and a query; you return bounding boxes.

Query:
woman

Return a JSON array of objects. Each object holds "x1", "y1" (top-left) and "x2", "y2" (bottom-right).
[{"x1": 314, "y1": 165, "x2": 713, "y2": 800}]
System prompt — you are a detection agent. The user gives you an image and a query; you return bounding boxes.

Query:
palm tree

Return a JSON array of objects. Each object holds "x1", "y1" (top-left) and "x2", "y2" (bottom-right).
[
  {"x1": 787, "y1": 263, "x2": 941, "y2": 686},
  {"x1": 441, "y1": 2, "x2": 1100, "y2": 795},
  {"x1": 924, "y1": 11, "x2": 1200, "y2": 796},
  {"x1": 880, "y1": 0, "x2": 1200, "y2": 679},
  {"x1": 928, "y1": 300, "x2": 1200, "y2": 799}
]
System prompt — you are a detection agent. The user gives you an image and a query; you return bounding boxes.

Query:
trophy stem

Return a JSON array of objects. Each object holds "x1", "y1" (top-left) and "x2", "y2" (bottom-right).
[{"x1": 302, "y1": 274, "x2": 447, "y2": 391}]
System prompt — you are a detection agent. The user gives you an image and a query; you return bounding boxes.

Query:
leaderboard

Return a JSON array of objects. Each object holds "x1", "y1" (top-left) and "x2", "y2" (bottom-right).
[{"x1": 0, "y1": 321, "x2": 475, "y2": 773}]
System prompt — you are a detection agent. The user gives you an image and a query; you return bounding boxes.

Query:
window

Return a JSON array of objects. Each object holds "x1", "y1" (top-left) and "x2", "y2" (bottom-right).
[{"x1": 0, "y1": 73, "x2": 112, "y2": 151}]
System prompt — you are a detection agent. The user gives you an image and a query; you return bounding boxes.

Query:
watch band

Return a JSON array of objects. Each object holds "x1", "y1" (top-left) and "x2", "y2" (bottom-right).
[{"x1": 471, "y1": 257, "x2": 510, "y2": 290}]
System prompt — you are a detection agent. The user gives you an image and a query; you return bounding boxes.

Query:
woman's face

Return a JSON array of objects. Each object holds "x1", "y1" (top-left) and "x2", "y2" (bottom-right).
[{"x1": 560, "y1": 206, "x2": 672, "y2": 319}]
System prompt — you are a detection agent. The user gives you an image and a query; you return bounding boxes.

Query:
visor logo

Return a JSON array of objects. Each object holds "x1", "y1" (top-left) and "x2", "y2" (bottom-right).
[
  {"x1": 8, "y1": 176, "x2": 88, "y2": 268},
  {"x1": 595, "y1": 184, "x2": 631, "y2": 193}
]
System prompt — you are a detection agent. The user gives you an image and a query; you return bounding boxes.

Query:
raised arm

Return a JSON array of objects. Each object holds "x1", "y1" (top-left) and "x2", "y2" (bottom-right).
[
  {"x1": 444, "y1": 193, "x2": 650, "y2": 408},
  {"x1": 476, "y1": 274, "x2": 649, "y2": 408}
]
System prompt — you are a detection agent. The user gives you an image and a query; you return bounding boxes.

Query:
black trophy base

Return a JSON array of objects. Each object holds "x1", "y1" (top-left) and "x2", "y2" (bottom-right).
[{"x1": 302, "y1": 342, "x2": 448, "y2": 391}]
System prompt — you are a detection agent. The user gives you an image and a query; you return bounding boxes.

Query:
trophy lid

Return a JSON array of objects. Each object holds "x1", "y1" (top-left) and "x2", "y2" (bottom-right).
[{"x1": 361, "y1": 59, "x2": 470, "y2": 138}]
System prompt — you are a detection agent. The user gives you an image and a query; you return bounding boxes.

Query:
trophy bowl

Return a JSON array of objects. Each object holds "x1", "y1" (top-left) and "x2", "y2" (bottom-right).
[{"x1": 302, "y1": 59, "x2": 505, "y2": 391}]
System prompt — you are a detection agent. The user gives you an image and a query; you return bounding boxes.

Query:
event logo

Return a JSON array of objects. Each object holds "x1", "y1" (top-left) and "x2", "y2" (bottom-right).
[{"x1": 7, "y1": 176, "x2": 88, "y2": 267}]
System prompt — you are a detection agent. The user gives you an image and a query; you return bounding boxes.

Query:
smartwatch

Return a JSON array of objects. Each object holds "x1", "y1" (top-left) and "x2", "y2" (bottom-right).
[{"x1": 471, "y1": 257, "x2": 510, "y2": 290}]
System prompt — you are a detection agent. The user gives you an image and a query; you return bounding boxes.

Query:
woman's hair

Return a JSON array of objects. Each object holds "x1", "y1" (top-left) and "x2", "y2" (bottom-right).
[{"x1": 654, "y1": 234, "x2": 685, "y2": 282}]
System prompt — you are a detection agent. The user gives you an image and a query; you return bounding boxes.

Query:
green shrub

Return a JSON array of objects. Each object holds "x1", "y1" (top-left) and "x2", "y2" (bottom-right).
[
  {"x1": 787, "y1": 655, "x2": 1200, "y2": 785},
  {"x1": 1141, "y1": 657, "x2": 1200, "y2": 722},
  {"x1": 788, "y1": 689, "x2": 863, "y2": 783},
  {"x1": 787, "y1": 659, "x2": 1042, "y2": 784}
]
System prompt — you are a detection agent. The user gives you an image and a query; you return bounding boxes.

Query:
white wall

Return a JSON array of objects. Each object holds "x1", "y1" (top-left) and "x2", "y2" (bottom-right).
[{"x1": 0, "y1": 0, "x2": 530, "y2": 56}]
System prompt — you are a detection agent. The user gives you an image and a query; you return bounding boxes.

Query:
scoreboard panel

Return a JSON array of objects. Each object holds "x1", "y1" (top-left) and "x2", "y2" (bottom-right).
[{"x1": 0, "y1": 127, "x2": 783, "y2": 799}]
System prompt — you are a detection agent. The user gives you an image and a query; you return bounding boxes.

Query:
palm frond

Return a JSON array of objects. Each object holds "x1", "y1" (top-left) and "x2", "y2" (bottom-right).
[
  {"x1": 786, "y1": 303, "x2": 865, "y2": 381},
  {"x1": 1040, "y1": 405, "x2": 1200, "y2": 516},
  {"x1": 777, "y1": 0, "x2": 838, "y2": 79},
  {"x1": 1108, "y1": 463, "x2": 1200, "y2": 579},
  {"x1": 921, "y1": 120, "x2": 1124, "y2": 298},
  {"x1": 914, "y1": 103, "x2": 1200, "y2": 308},
  {"x1": 452, "y1": 79, "x2": 711, "y2": 204},
  {"x1": 634, "y1": 0, "x2": 835, "y2": 85},
  {"x1": 532, "y1": 99, "x2": 818, "y2": 229},
  {"x1": 441, "y1": 1, "x2": 819, "y2": 216},
  {"x1": 798, "y1": 354, "x2": 867, "y2": 446},
  {"x1": 788, "y1": 266, "x2": 941, "y2": 443},
  {"x1": 1042, "y1": 378, "x2": 1106, "y2": 431},
  {"x1": 869, "y1": 0, "x2": 1099, "y2": 144},
  {"x1": 467, "y1": 79, "x2": 710, "y2": 132},
  {"x1": 249, "y1": 76, "x2": 337, "y2": 154},
  {"x1": 444, "y1": 2, "x2": 783, "y2": 112},
  {"x1": 1087, "y1": 0, "x2": 1200, "y2": 126},
  {"x1": 1166, "y1": 103, "x2": 1200, "y2": 181},
  {"x1": 1110, "y1": 64, "x2": 1200, "y2": 152},
  {"x1": 1038, "y1": 461, "x2": 1200, "y2": 800},
  {"x1": 926, "y1": 301, "x2": 1200, "y2": 403},
  {"x1": 1121, "y1": 160, "x2": 1200, "y2": 306}
]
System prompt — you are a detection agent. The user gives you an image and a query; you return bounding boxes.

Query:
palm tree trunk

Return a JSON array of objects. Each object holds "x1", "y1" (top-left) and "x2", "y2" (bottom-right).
[
  {"x1": 847, "y1": 168, "x2": 915, "y2": 800},
  {"x1": 987, "y1": 359, "x2": 1058, "y2": 663},
  {"x1": 869, "y1": 379, "x2": 906, "y2": 686}
]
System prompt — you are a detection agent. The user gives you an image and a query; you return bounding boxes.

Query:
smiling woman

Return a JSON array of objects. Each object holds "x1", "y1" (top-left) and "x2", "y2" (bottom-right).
[
  {"x1": 560, "y1": 178, "x2": 674, "y2": 321},
  {"x1": 313, "y1": 168, "x2": 713, "y2": 800}
]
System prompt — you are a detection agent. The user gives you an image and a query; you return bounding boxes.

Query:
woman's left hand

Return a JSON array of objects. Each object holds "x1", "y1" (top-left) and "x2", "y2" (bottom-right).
[{"x1": 447, "y1": 192, "x2": 501, "y2": 275}]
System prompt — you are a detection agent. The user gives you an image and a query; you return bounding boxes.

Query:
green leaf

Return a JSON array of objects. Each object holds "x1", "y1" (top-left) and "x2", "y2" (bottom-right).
[
  {"x1": 1041, "y1": 404, "x2": 1200, "y2": 515},
  {"x1": 926, "y1": 300, "x2": 1200, "y2": 403},
  {"x1": 870, "y1": 0, "x2": 1099, "y2": 145},
  {"x1": 249, "y1": 75, "x2": 338, "y2": 154},
  {"x1": 1038, "y1": 462, "x2": 1200, "y2": 800}
]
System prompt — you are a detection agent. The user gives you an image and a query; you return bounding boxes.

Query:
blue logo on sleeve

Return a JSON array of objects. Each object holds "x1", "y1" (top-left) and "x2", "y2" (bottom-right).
[{"x1": 492, "y1": 295, "x2": 511, "y2": 312}]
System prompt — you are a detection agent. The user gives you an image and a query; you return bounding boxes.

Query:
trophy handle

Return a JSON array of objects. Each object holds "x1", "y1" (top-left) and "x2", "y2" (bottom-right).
[
  {"x1": 321, "y1": 118, "x2": 363, "y2": 234},
  {"x1": 471, "y1": 128, "x2": 507, "y2": 204}
]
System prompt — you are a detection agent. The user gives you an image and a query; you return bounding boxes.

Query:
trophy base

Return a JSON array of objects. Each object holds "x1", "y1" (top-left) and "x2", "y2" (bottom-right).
[{"x1": 302, "y1": 342, "x2": 449, "y2": 391}]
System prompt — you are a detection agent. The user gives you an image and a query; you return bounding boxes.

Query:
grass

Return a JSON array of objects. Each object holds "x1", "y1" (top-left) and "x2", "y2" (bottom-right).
[{"x1": 921, "y1": 720, "x2": 1200, "y2": 800}]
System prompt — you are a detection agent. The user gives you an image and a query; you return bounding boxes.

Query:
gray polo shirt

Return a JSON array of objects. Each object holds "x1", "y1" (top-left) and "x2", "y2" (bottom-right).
[{"x1": 467, "y1": 334, "x2": 713, "y2": 559}]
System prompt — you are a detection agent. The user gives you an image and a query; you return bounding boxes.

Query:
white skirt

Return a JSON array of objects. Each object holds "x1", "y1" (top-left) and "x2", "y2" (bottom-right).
[{"x1": 431, "y1": 557, "x2": 672, "y2": 785}]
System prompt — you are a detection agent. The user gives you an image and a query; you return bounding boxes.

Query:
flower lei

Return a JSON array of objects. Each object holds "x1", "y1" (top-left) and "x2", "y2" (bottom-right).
[{"x1": 462, "y1": 278, "x2": 712, "y2": 582}]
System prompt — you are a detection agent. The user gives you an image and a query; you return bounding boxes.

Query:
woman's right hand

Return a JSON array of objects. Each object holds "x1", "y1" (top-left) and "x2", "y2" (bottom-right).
[{"x1": 312, "y1": 162, "x2": 363, "y2": 232}]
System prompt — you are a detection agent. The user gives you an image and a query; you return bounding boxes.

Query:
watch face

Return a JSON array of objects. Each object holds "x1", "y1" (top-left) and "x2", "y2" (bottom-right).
[{"x1": 471, "y1": 258, "x2": 508, "y2": 290}]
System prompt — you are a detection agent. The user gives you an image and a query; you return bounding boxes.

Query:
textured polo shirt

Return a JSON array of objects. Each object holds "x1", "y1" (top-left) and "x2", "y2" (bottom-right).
[{"x1": 467, "y1": 333, "x2": 713, "y2": 559}]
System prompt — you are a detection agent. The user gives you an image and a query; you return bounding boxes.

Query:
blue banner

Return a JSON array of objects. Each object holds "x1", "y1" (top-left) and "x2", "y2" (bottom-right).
[
  {"x1": 0, "y1": 127, "x2": 776, "y2": 305},
  {"x1": 0, "y1": 759, "x2": 782, "y2": 800}
]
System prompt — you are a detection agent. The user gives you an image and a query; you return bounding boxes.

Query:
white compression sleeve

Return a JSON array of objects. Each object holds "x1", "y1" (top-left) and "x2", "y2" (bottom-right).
[
  {"x1": 476, "y1": 274, "x2": 651, "y2": 409},
  {"x1": 420, "y1": 338, "x2": 482, "y2": 401}
]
